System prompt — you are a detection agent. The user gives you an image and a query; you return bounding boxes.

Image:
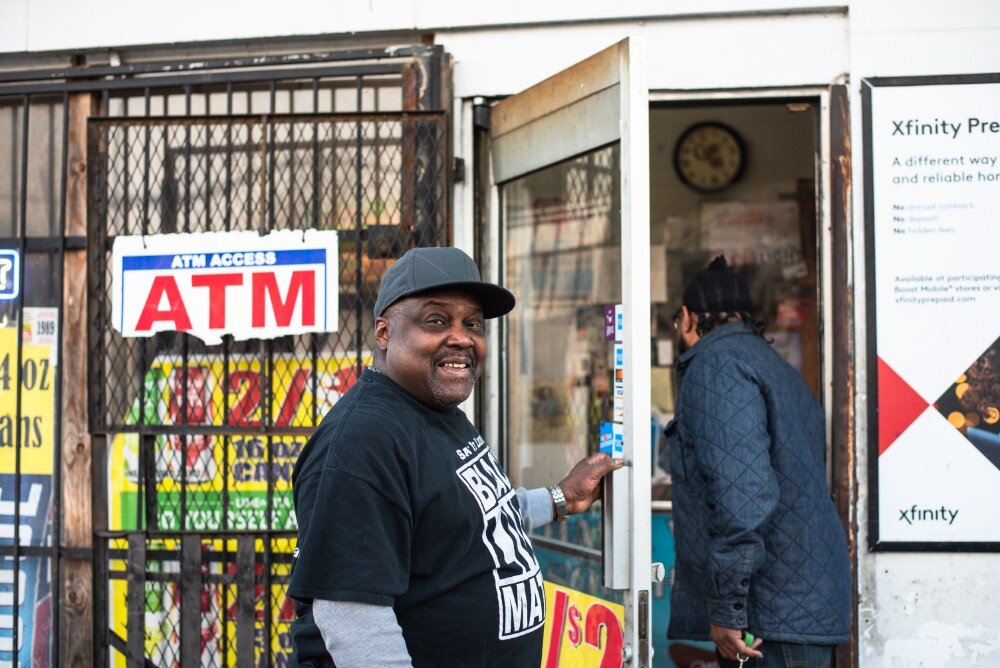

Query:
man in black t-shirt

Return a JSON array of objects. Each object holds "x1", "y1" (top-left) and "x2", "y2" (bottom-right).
[{"x1": 288, "y1": 247, "x2": 621, "y2": 667}]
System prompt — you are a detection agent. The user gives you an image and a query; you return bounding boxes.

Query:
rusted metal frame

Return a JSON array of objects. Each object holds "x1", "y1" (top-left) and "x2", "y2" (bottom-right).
[
  {"x1": 180, "y1": 534, "x2": 201, "y2": 667},
  {"x1": 0, "y1": 46, "x2": 435, "y2": 84},
  {"x1": 125, "y1": 533, "x2": 146, "y2": 667},
  {"x1": 88, "y1": 110, "x2": 443, "y2": 130},
  {"x1": 0, "y1": 63, "x2": 405, "y2": 97},
  {"x1": 10, "y1": 91, "x2": 30, "y2": 665},
  {"x1": 828, "y1": 84, "x2": 857, "y2": 668}
]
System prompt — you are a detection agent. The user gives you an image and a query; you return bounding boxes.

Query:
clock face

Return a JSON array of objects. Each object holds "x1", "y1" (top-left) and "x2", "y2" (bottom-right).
[{"x1": 673, "y1": 122, "x2": 745, "y2": 192}]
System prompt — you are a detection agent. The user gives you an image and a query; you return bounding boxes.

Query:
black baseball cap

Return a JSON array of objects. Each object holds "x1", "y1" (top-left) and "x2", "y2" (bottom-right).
[{"x1": 373, "y1": 247, "x2": 516, "y2": 319}]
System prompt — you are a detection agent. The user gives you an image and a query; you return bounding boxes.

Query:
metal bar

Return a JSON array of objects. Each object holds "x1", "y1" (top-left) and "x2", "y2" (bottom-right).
[
  {"x1": 263, "y1": 535, "x2": 273, "y2": 668},
  {"x1": 354, "y1": 77, "x2": 364, "y2": 374},
  {"x1": 529, "y1": 534, "x2": 603, "y2": 562},
  {"x1": 92, "y1": 535, "x2": 110, "y2": 668},
  {"x1": 312, "y1": 80, "x2": 321, "y2": 233},
  {"x1": 51, "y1": 90, "x2": 69, "y2": 668},
  {"x1": 86, "y1": 114, "x2": 103, "y2": 432},
  {"x1": 828, "y1": 83, "x2": 858, "y2": 668},
  {"x1": 225, "y1": 83, "x2": 233, "y2": 231},
  {"x1": 179, "y1": 87, "x2": 192, "y2": 532},
  {"x1": 0, "y1": 46, "x2": 434, "y2": 84},
  {"x1": 0, "y1": 544, "x2": 63, "y2": 557},
  {"x1": 246, "y1": 109, "x2": 255, "y2": 231},
  {"x1": 139, "y1": 89, "x2": 153, "y2": 532},
  {"x1": 11, "y1": 92, "x2": 30, "y2": 665},
  {"x1": 0, "y1": 235, "x2": 86, "y2": 250},
  {"x1": 265, "y1": 340, "x2": 274, "y2": 531},
  {"x1": 180, "y1": 353, "x2": 190, "y2": 531},
  {"x1": 100, "y1": 423, "x2": 316, "y2": 436},
  {"x1": 180, "y1": 534, "x2": 202, "y2": 668},
  {"x1": 184, "y1": 85, "x2": 192, "y2": 232},
  {"x1": 223, "y1": 87, "x2": 236, "y2": 537},
  {"x1": 236, "y1": 536, "x2": 255, "y2": 667},
  {"x1": 268, "y1": 81, "x2": 276, "y2": 233},
  {"x1": 94, "y1": 528, "x2": 296, "y2": 540},
  {"x1": 108, "y1": 631, "x2": 159, "y2": 668},
  {"x1": 123, "y1": 121, "x2": 131, "y2": 234},
  {"x1": 205, "y1": 120, "x2": 212, "y2": 231},
  {"x1": 143, "y1": 88, "x2": 151, "y2": 235},
  {"x1": 310, "y1": 83, "x2": 323, "y2": 418},
  {"x1": 221, "y1": 344, "x2": 232, "y2": 530},
  {"x1": 125, "y1": 534, "x2": 146, "y2": 668},
  {"x1": 0, "y1": 62, "x2": 405, "y2": 96},
  {"x1": 85, "y1": 109, "x2": 443, "y2": 128},
  {"x1": 142, "y1": 434, "x2": 158, "y2": 531}
]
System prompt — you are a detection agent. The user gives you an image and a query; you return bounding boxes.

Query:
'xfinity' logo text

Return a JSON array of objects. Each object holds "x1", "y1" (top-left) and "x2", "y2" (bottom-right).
[{"x1": 898, "y1": 505, "x2": 959, "y2": 525}]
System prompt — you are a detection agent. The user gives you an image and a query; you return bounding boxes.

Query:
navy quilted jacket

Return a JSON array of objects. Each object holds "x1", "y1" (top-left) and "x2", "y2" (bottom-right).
[{"x1": 665, "y1": 323, "x2": 850, "y2": 644}]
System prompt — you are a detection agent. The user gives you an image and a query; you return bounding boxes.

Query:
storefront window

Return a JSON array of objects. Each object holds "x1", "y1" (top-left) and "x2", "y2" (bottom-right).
[{"x1": 502, "y1": 144, "x2": 621, "y2": 600}]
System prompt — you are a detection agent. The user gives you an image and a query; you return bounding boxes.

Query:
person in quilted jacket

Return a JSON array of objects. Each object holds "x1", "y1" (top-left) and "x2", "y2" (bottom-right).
[{"x1": 665, "y1": 256, "x2": 851, "y2": 668}]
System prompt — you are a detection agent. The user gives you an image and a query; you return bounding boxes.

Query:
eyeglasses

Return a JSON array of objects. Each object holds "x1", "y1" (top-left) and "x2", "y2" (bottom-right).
[{"x1": 671, "y1": 307, "x2": 682, "y2": 331}]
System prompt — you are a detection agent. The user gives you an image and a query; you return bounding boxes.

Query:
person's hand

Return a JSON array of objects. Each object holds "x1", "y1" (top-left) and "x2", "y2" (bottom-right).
[
  {"x1": 710, "y1": 624, "x2": 763, "y2": 662},
  {"x1": 557, "y1": 453, "x2": 624, "y2": 515}
]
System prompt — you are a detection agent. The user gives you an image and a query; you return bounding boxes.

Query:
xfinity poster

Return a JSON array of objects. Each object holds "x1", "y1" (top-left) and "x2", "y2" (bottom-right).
[{"x1": 866, "y1": 77, "x2": 1000, "y2": 547}]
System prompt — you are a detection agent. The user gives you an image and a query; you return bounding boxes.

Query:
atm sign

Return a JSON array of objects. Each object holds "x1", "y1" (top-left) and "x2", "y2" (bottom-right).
[{"x1": 111, "y1": 230, "x2": 339, "y2": 345}]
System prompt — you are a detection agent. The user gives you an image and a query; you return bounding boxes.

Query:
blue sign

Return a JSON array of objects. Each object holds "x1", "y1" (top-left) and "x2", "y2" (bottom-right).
[{"x1": 0, "y1": 249, "x2": 18, "y2": 301}]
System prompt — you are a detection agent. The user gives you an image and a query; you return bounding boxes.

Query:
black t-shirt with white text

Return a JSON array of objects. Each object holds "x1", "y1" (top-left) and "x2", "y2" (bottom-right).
[{"x1": 287, "y1": 370, "x2": 544, "y2": 667}]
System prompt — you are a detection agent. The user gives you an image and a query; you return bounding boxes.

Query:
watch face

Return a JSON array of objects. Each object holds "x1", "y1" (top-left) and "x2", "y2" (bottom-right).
[{"x1": 673, "y1": 122, "x2": 745, "y2": 192}]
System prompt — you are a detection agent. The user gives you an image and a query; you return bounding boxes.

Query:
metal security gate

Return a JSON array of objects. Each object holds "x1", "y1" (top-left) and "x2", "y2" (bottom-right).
[
  {"x1": 0, "y1": 93, "x2": 69, "y2": 668},
  {"x1": 0, "y1": 43, "x2": 449, "y2": 667},
  {"x1": 88, "y1": 108, "x2": 448, "y2": 666}
]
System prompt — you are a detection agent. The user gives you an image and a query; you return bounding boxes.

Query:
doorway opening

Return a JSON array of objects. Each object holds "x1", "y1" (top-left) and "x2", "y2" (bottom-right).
[{"x1": 648, "y1": 99, "x2": 822, "y2": 668}]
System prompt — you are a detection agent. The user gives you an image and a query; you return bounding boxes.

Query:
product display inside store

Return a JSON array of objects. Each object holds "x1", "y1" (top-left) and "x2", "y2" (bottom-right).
[{"x1": 649, "y1": 101, "x2": 821, "y2": 497}]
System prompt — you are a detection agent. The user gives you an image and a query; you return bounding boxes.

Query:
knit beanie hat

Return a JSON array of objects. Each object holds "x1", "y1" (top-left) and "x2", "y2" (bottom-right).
[{"x1": 682, "y1": 255, "x2": 754, "y2": 314}]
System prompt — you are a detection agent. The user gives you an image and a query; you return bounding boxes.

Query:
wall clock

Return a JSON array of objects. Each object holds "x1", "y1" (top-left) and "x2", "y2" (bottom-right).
[{"x1": 673, "y1": 122, "x2": 746, "y2": 192}]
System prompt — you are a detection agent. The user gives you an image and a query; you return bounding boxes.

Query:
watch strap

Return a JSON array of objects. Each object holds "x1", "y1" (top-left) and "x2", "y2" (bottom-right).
[{"x1": 549, "y1": 485, "x2": 568, "y2": 522}]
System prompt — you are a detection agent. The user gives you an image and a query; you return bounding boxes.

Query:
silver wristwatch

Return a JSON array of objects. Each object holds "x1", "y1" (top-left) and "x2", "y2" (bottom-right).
[{"x1": 549, "y1": 485, "x2": 568, "y2": 522}]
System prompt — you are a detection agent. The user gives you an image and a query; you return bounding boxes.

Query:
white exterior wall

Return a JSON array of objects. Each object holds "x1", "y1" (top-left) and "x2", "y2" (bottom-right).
[
  {"x1": 3, "y1": 2, "x2": 1000, "y2": 666},
  {"x1": 849, "y1": 2, "x2": 1000, "y2": 666},
  {"x1": 1, "y1": 1, "x2": 834, "y2": 54}
]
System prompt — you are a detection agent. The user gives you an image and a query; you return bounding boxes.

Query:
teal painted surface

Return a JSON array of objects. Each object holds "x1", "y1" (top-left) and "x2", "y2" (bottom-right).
[{"x1": 534, "y1": 510, "x2": 717, "y2": 667}]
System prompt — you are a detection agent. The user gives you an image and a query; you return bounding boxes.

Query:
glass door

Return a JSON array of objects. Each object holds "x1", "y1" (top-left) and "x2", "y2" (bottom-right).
[{"x1": 490, "y1": 38, "x2": 652, "y2": 666}]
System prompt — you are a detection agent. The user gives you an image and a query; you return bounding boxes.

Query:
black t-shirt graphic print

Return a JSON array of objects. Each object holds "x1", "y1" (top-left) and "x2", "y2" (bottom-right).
[
  {"x1": 288, "y1": 370, "x2": 544, "y2": 667},
  {"x1": 455, "y1": 441, "x2": 545, "y2": 640}
]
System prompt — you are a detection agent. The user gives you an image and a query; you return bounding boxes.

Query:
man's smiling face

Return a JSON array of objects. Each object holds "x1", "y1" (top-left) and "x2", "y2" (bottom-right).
[{"x1": 375, "y1": 289, "x2": 486, "y2": 410}]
